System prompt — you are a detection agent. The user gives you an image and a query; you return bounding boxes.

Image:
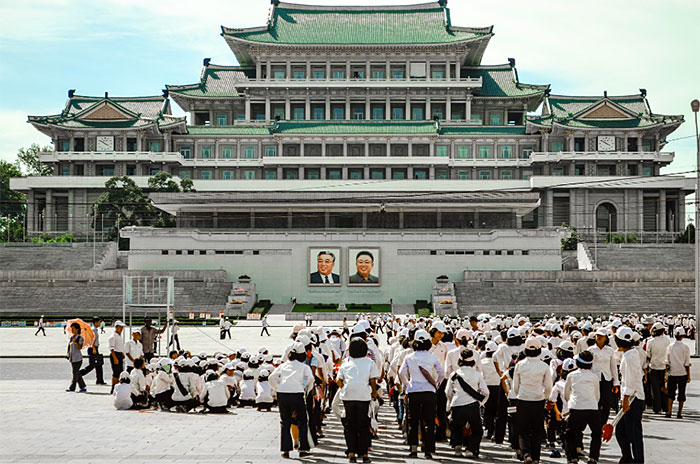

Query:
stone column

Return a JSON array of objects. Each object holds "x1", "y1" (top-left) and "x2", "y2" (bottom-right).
[
  {"x1": 364, "y1": 166, "x2": 370, "y2": 179},
  {"x1": 277, "y1": 166, "x2": 283, "y2": 179},
  {"x1": 306, "y1": 61, "x2": 311, "y2": 80},
  {"x1": 445, "y1": 59, "x2": 451, "y2": 81},
  {"x1": 266, "y1": 61, "x2": 271, "y2": 81},
  {"x1": 245, "y1": 99, "x2": 251, "y2": 121},
  {"x1": 385, "y1": 166, "x2": 391, "y2": 179},
  {"x1": 256, "y1": 61, "x2": 261, "y2": 79},
  {"x1": 465, "y1": 94, "x2": 472, "y2": 121},
  {"x1": 386, "y1": 98, "x2": 391, "y2": 120},
  {"x1": 385, "y1": 61, "x2": 390, "y2": 80},
  {"x1": 342, "y1": 167, "x2": 348, "y2": 179},
  {"x1": 426, "y1": 97, "x2": 432, "y2": 120},
  {"x1": 364, "y1": 140, "x2": 369, "y2": 157},
  {"x1": 342, "y1": 139, "x2": 348, "y2": 157},
  {"x1": 659, "y1": 190, "x2": 666, "y2": 232},
  {"x1": 326, "y1": 62, "x2": 331, "y2": 80},
  {"x1": 300, "y1": 140, "x2": 305, "y2": 157},
  {"x1": 569, "y1": 190, "x2": 576, "y2": 228},
  {"x1": 365, "y1": 62, "x2": 370, "y2": 80},
  {"x1": 365, "y1": 96, "x2": 370, "y2": 121},
  {"x1": 429, "y1": 166, "x2": 435, "y2": 179},
  {"x1": 285, "y1": 60, "x2": 291, "y2": 80},
  {"x1": 345, "y1": 62, "x2": 350, "y2": 80},
  {"x1": 26, "y1": 191, "x2": 35, "y2": 235},
  {"x1": 545, "y1": 189, "x2": 554, "y2": 227},
  {"x1": 265, "y1": 97, "x2": 271, "y2": 121},
  {"x1": 408, "y1": 140, "x2": 413, "y2": 157},
  {"x1": 446, "y1": 95, "x2": 452, "y2": 120},
  {"x1": 321, "y1": 141, "x2": 326, "y2": 157},
  {"x1": 345, "y1": 96, "x2": 351, "y2": 120},
  {"x1": 637, "y1": 135, "x2": 643, "y2": 152},
  {"x1": 285, "y1": 98, "x2": 291, "y2": 120},
  {"x1": 504, "y1": 106, "x2": 509, "y2": 125},
  {"x1": 516, "y1": 215, "x2": 523, "y2": 228},
  {"x1": 305, "y1": 96, "x2": 310, "y2": 121},
  {"x1": 277, "y1": 140, "x2": 283, "y2": 157},
  {"x1": 45, "y1": 189, "x2": 54, "y2": 232},
  {"x1": 325, "y1": 96, "x2": 330, "y2": 120},
  {"x1": 405, "y1": 97, "x2": 411, "y2": 120}
]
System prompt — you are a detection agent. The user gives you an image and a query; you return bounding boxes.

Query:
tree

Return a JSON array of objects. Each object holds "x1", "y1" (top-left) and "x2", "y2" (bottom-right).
[
  {"x1": 560, "y1": 222, "x2": 582, "y2": 251},
  {"x1": 0, "y1": 160, "x2": 26, "y2": 242},
  {"x1": 675, "y1": 223, "x2": 695, "y2": 244},
  {"x1": 148, "y1": 171, "x2": 181, "y2": 192},
  {"x1": 91, "y1": 176, "x2": 154, "y2": 241},
  {"x1": 16, "y1": 143, "x2": 53, "y2": 176}
]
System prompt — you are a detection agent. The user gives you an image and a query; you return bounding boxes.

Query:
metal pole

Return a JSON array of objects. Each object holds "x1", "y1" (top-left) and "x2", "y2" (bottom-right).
[
  {"x1": 101, "y1": 214, "x2": 104, "y2": 242},
  {"x1": 594, "y1": 212, "x2": 598, "y2": 266},
  {"x1": 93, "y1": 210, "x2": 96, "y2": 267},
  {"x1": 692, "y1": 100, "x2": 700, "y2": 356}
]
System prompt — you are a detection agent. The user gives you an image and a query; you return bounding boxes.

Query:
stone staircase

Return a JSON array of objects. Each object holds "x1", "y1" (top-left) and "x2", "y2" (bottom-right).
[
  {"x1": 0, "y1": 243, "x2": 108, "y2": 270},
  {"x1": 455, "y1": 281, "x2": 694, "y2": 315},
  {"x1": 593, "y1": 244, "x2": 693, "y2": 271}
]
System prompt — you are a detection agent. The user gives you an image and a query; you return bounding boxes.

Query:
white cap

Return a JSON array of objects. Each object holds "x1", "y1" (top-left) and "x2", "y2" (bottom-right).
[
  {"x1": 352, "y1": 324, "x2": 366, "y2": 334},
  {"x1": 114, "y1": 320, "x2": 126, "y2": 327},
  {"x1": 524, "y1": 337, "x2": 542, "y2": 350},
  {"x1": 258, "y1": 368, "x2": 270, "y2": 377},
  {"x1": 414, "y1": 329, "x2": 430, "y2": 341},
  {"x1": 258, "y1": 347, "x2": 268, "y2": 354},
  {"x1": 119, "y1": 371, "x2": 130, "y2": 380},
  {"x1": 595, "y1": 327, "x2": 609, "y2": 337},
  {"x1": 485, "y1": 341, "x2": 498, "y2": 352},
  {"x1": 562, "y1": 358, "x2": 576, "y2": 371},
  {"x1": 506, "y1": 327, "x2": 520, "y2": 339},
  {"x1": 399, "y1": 328, "x2": 409, "y2": 337},
  {"x1": 289, "y1": 341, "x2": 306, "y2": 355},
  {"x1": 570, "y1": 331, "x2": 582, "y2": 340},
  {"x1": 674, "y1": 326, "x2": 686, "y2": 336},
  {"x1": 652, "y1": 322, "x2": 666, "y2": 332},
  {"x1": 551, "y1": 323, "x2": 561, "y2": 332},
  {"x1": 616, "y1": 326, "x2": 634, "y2": 341},
  {"x1": 431, "y1": 321, "x2": 447, "y2": 333},
  {"x1": 611, "y1": 319, "x2": 623, "y2": 328},
  {"x1": 295, "y1": 334, "x2": 311, "y2": 346},
  {"x1": 159, "y1": 358, "x2": 173, "y2": 367},
  {"x1": 558, "y1": 340, "x2": 575, "y2": 352},
  {"x1": 359, "y1": 320, "x2": 371, "y2": 331}
]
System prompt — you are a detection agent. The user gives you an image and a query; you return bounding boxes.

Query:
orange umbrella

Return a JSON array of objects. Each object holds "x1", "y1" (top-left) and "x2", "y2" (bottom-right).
[{"x1": 66, "y1": 318, "x2": 95, "y2": 347}]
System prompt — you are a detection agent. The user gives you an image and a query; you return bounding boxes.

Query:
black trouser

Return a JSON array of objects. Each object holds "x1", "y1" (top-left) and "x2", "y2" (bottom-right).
[
  {"x1": 278, "y1": 392, "x2": 310, "y2": 452},
  {"x1": 435, "y1": 380, "x2": 448, "y2": 441},
  {"x1": 648, "y1": 369, "x2": 667, "y2": 413},
  {"x1": 483, "y1": 385, "x2": 499, "y2": 437},
  {"x1": 343, "y1": 400, "x2": 370, "y2": 456},
  {"x1": 35, "y1": 326, "x2": 46, "y2": 336},
  {"x1": 516, "y1": 399, "x2": 545, "y2": 461},
  {"x1": 615, "y1": 397, "x2": 644, "y2": 463},
  {"x1": 494, "y1": 385, "x2": 509, "y2": 443},
  {"x1": 565, "y1": 409, "x2": 601, "y2": 462},
  {"x1": 168, "y1": 334, "x2": 180, "y2": 350},
  {"x1": 69, "y1": 360, "x2": 86, "y2": 390},
  {"x1": 261, "y1": 326, "x2": 270, "y2": 336},
  {"x1": 173, "y1": 397, "x2": 199, "y2": 411},
  {"x1": 110, "y1": 352, "x2": 124, "y2": 380},
  {"x1": 449, "y1": 402, "x2": 483, "y2": 454},
  {"x1": 599, "y1": 378, "x2": 614, "y2": 424},
  {"x1": 144, "y1": 352, "x2": 155, "y2": 363},
  {"x1": 407, "y1": 391, "x2": 437, "y2": 454},
  {"x1": 155, "y1": 389, "x2": 174, "y2": 409},
  {"x1": 667, "y1": 375, "x2": 688, "y2": 402},
  {"x1": 80, "y1": 347, "x2": 104, "y2": 384},
  {"x1": 220, "y1": 328, "x2": 226, "y2": 339}
]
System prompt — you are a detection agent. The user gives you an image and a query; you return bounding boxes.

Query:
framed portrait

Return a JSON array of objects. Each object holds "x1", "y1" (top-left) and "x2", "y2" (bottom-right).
[
  {"x1": 347, "y1": 248, "x2": 380, "y2": 286},
  {"x1": 308, "y1": 248, "x2": 341, "y2": 286}
]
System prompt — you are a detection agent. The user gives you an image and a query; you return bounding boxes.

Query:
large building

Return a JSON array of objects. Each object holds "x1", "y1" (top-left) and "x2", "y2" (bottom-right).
[{"x1": 11, "y1": 1, "x2": 694, "y2": 304}]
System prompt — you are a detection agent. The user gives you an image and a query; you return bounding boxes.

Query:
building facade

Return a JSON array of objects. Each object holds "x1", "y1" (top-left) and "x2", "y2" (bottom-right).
[{"x1": 10, "y1": 1, "x2": 693, "y2": 303}]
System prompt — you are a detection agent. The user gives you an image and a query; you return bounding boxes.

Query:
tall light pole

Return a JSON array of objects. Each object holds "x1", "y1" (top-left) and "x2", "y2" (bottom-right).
[{"x1": 692, "y1": 98, "x2": 699, "y2": 355}]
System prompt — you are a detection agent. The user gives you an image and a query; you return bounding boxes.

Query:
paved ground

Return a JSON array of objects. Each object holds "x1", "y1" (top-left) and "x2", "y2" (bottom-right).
[{"x1": 0, "y1": 358, "x2": 698, "y2": 463}]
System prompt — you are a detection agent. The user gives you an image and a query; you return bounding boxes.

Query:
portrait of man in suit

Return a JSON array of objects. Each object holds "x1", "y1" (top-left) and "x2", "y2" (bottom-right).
[
  {"x1": 309, "y1": 249, "x2": 341, "y2": 285},
  {"x1": 348, "y1": 249, "x2": 380, "y2": 285}
]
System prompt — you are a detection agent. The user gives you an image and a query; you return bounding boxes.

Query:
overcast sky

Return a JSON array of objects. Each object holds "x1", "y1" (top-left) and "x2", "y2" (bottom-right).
[{"x1": 1, "y1": 0, "x2": 697, "y2": 181}]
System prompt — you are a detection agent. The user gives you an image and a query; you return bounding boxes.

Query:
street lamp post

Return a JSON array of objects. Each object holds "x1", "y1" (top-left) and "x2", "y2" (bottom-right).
[{"x1": 691, "y1": 98, "x2": 699, "y2": 355}]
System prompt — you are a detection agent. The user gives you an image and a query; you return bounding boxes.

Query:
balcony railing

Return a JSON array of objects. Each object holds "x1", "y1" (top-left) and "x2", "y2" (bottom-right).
[
  {"x1": 39, "y1": 151, "x2": 182, "y2": 163},
  {"x1": 239, "y1": 76, "x2": 482, "y2": 88},
  {"x1": 529, "y1": 151, "x2": 674, "y2": 163}
]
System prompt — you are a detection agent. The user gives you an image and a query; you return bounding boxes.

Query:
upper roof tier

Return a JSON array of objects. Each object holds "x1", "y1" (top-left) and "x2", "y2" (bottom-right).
[
  {"x1": 222, "y1": 2, "x2": 493, "y2": 65},
  {"x1": 28, "y1": 93, "x2": 186, "y2": 136}
]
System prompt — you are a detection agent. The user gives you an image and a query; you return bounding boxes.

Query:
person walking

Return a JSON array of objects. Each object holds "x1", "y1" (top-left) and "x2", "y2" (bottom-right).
[
  {"x1": 398, "y1": 329, "x2": 445, "y2": 459},
  {"x1": 260, "y1": 316, "x2": 271, "y2": 337},
  {"x1": 563, "y1": 350, "x2": 602, "y2": 464},
  {"x1": 35, "y1": 315, "x2": 46, "y2": 336},
  {"x1": 665, "y1": 327, "x2": 691, "y2": 418},
  {"x1": 646, "y1": 322, "x2": 671, "y2": 414},
  {"x1": 615, "y1": 327, "x2": 645, "y2": 464},
  {"x1": 589, "y1": 327, "x2": 618, "y2": 424},
  {"x1": 66, "y1": 322, "x2": 86, "y2": 392},
  {"x1": 223, "y1": 317, "x2": 232, "y2": 339},
  {"x1": 512, "y1": 337, "x2": 552, "y2": 464},
  {"x1": 269, "y1": 341, "x2": 314, "y2": 459},
  {"x1": 167, "y1": 320, "x2": 181, "y2": 351},
  {"x1": 79, "y1": 316, "x2": 105, "y2": 385},
  {"x1": 219, "y1": 314, "x2": 226, "y2": 340},
  {"x1": 336, "y1": 337, "x2": 380, "y2": 463},
  {"x1": 108, "y1": 321, "x2": 127, "y2": 394}
]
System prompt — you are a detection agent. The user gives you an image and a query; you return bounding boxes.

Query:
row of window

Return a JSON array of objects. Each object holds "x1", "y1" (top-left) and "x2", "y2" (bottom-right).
[
  {"x1": 264, "y1": 62, "x2": 451, "y2": 80},
  {"x1": 440, "y1": 250, "x2": 529, "y2": 256},
  {"x1": 177, "y1": 145, "x2": 535, "y2": 159},
  {"x1": 59, "y1": 139, "x2": 163, "y2": 153},
  {"x1": 176, "y1": 168, "x2": 523, "y2": 181}
]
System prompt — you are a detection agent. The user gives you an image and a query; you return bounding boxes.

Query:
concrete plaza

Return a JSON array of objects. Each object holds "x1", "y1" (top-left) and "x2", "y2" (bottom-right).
[{"x1": 0, "y1": 324, "x2": 698, "y2": 463}]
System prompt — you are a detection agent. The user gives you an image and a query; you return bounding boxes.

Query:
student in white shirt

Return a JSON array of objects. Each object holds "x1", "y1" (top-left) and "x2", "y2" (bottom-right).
[
  {"x1": 445, "y1": 349, "x2": 489, "y2": 458},
  {"x1": 493, "y1": 327, "x2": 524, "y2": 445},
  {"x1": 171, "y1": 359, "x2": 200, "y2": 412},
  {"x1": 255, "y1": 368, "x2": 274, "y2": 411},
  {"x1": 124, "y1": 329, "x2": 144, "y2": 373},
  {"x1": 614, "y1": 327, "x2": 645, "y2": 464},
  {"x1": 200, "y1": 371, "x2": 230, "y2": 413},
  {"x1": 113, "y1": 371, "x2": 133, "y2": 410},
  {"x1": 398, "y1": 329, "x2": 444, "y2": 459},
  {"x1": 269, "y1": 342, "x2": 314, "y2": 458},
  {"x1": 336, "y1": 338, "x2": 380, "y2": 463},
  {"x1": 563, "y1": 351, "x2": 601, "y2": 464},
  {"x1": 480, "y1": 341, "x2": 500, "y2": 440},
  {"x1": 588, "y1": 327, "x2": 618, "y2": 424},
  {"x1": 152, "y1": 358, "x2": 175, "y2": 410},
  {"x1": 167, "y1": 320, "x2": 181, "y2": 351},
  {"x1": 665, "y1": 327, "x2": 691, "y2": 418},
  {"x1": 513, "y1": 337, "x2": 552, "y2": 464},
  {"x1": 428, "y1": 320, "x2": 449, "y2": 443},
  {"x1": 646, "y1": 322, "x2": 671, "y2": 413},
  {"x1": 238, "y1": 369, "x2": 257, "y2": 407},
  {"x1": 129, "y1": 358, "x2": 148, "y2": 409},
  {"x1": 108, "y1": 321, "x2": 127, "y2": 394}
]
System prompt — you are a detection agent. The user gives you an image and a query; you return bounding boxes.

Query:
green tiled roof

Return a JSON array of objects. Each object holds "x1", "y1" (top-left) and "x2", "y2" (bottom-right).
[
  {"x1": 186, "y1": 126, "x2": 271, "y2": 135},
  {"x1": 222, "y1": 2, "x2": 491, "y2": 45},
  {"x1": 274, "y1": 121, "x2": 439, "y2": 135},
  {"x1": 462, "y1": 65, "x2": 548, "y2": 98},
  {"x1": 28, "y1": 94, "x2": 186, "y2": 131},
  {"x1": 547, "y1": 95, "x2": 648, "y2": 119},
  {"x1": 167, "y1": 65, "x2": 249, "y2": 98}
]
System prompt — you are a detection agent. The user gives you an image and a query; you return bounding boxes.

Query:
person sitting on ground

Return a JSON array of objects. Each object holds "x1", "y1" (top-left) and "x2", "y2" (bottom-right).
[
  {"x1": 113, "y1": 371, "x2": 133, "y2": 410},
  {"x1": 256, "y1": 368, "x2": 274, "y2": 411},
  {"x1": 152, "y1": 358, "x2": 175, "y2": 410},
  {"x1": 200, "y1": 371, "x2": 230, "y2": 413},
  {"x1": 129, "y1": 358, "x2": 149, "y2": 410},
  {"x1": 171, "y1": 359, "x2": 200, "y2": 412}
]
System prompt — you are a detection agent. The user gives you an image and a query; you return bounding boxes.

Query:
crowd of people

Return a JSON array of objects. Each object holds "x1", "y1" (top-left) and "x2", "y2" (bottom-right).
[{"x1": 67, "y1": 312, "x2": 695, "y2": 463}]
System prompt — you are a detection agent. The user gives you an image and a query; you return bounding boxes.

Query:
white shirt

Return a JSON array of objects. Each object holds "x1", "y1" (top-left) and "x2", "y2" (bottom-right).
[
  {"x1": 171, "y1": 324, "x2": 179, "y2": 335},
  {"x1": 124, "y1": 339, "x2": 144, "y2": 367},
  {"x1": 494, "y1": 343, "x2": 522, "y2": 375},
  {"x1": 201, "y1": 379, "x2": 230, "y2": 407},
  {"x1": 256, "y1": 380, "x2": 274, "y2": 403},
  {"x1": 239, "y1": 378, "x2": 256, "y2": 401},
  {"x1": 565, "y1": 369, "x2": 600, "y2": 410},
  {"x1": 666, "y1": 340, "x2": 691, "y2": 376},
  {"x1": 429, "y1": 341, "x2": 448, "y2": 369},
  {"x1": 151, "y1": 371, "x2": 174, "y2": 395},
  {"x1": 620, "y1": 349, "x2": 645, "y2": 401},
  {"x1": 337, "y1": 357, "x2": 380, "y2": 401},
  {"x1": 130, "y1": 369, "x2": 147, "y2": 395},
  {"x1": 589, "y1": 344, "x2": 619, "y2": 385},
  {"x1": 646, "y1": 335, "x2": 671, "y2": 370},
  {"x1": 549, "y1": 379, "x2": 568, "y2": 415},
  {"x1": 513, "y1": 357, "x2": 553, "y2": 401},
  {"x1": 398, "y1": 350, "x2": 445, "y2": 394},
  {"x1": 108, "y1": 331, "x2": 124, "y2": 353},
  {"x1": 113, "y1": 383, "x2": 133, "y2": 410},
  {"x1": 480, "y1": 355, "x2": 501, "y2": 386},
  {"x1": 445, "y1": 366, "x2": 489, "y2": 408},
  {"x1": 172, "y1": 372, "x2": 199, "y2": 401},
  {"x1": 269, "y1": 360, "x2": 314, "y2": 394}
]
